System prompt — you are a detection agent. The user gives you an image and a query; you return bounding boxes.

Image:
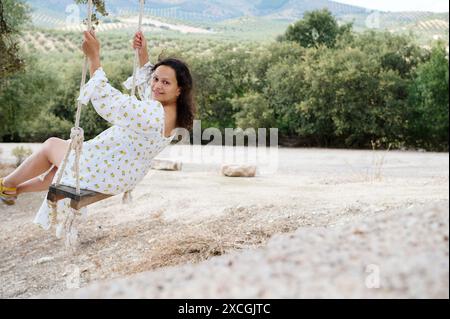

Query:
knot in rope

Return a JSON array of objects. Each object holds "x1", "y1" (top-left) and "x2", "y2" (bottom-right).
[{"x1": 70, "y1": 127, "x2": 84, "y2": 150}]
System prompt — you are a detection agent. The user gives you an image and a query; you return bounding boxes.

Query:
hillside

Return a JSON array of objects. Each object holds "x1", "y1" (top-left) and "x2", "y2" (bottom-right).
[
  {"x1": 24, "y1": 0, "x2": 448, "y2": 45},
  {"x1": 26, "y1": 0, "x2": 368, "y2": 21}
]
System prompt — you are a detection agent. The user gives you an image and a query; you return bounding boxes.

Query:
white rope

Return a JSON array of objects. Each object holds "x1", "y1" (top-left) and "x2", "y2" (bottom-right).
[
  {"x1": 123, "y1": 0, "x2": 145, "y2": 204},
  {"x1": 44, "y1": 0, "x2": 93, "y2": 230},
  {"x1": 38, "y1": 165, "x2": 55, "y2": 182},
  {"x1": 65, "y1": 208, "x2": 79, "y2": 249},
  {"x1": 70, "y1": 127, "x2": 85, "y2": 193},
  {"x1": 54, "y1": 0, "x2": 93, "y2": 197},
  {"x1": 43, "y1": 1, "x2": 146, "y2": 221},
  {"x1": 131, "y1": 0, "x2": 145, "y2": 97}
]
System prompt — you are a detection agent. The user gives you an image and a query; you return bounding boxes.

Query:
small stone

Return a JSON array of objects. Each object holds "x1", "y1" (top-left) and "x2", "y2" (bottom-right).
[
  {"x1": 151, "y1": 159, "x2": 182, "y2": 171},
  {"x1": 35, "y1": 257, "x2": 55, "y2": 265},
  {"x1": 221, "y1": 164, "x2": 257, "y2": 177},
  {"x1": 352, "y1": 229, "x2": 365, "y2": 236}
]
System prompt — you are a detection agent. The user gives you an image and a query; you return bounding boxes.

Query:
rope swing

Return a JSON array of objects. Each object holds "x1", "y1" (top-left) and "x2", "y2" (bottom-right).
[
  {"x1": 46, "y1": 0, "x2": 146, "y2": 224},
  {"x1": 123, "y1": 0, "x2": 145, "y2": 203}
]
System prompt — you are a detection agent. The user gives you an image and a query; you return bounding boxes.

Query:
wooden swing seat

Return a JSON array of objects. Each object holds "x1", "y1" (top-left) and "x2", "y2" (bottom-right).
[{"x1": 47, "y1": 184, "x2": 112, "y2": 210}]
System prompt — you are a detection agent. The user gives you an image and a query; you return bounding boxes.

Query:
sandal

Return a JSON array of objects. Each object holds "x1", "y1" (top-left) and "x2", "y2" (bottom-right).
[{"x1": 0, "y1": 178, "x2": 17, "y2": 206}]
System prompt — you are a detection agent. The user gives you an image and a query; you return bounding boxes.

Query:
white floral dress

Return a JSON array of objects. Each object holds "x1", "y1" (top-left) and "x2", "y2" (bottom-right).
[{"x1": 34, "y1": 63, "x2": 175, "y2": 231}]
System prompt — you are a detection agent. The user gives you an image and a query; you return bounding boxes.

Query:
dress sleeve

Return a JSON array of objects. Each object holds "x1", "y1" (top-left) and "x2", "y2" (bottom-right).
[
  {"x1": 77, "y1": 67, "x2": 164, "y2": 136},
  {"x1": 123, "y1": 61, "x2": 154, "y2": 101}
]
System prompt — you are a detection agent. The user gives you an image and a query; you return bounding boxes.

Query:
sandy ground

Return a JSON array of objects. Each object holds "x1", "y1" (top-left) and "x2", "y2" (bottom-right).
[
  {"x1": 48, "y1": 202, "x2": 449, "y2": 299},
  {"x1": 0, "y1": 144, "x2": 448, "y2": 299}
]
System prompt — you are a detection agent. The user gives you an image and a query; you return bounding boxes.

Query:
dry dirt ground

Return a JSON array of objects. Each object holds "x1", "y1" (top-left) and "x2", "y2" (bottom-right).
[{"x1": 0, "y1": 144, "x2": 448, "y2": 298}]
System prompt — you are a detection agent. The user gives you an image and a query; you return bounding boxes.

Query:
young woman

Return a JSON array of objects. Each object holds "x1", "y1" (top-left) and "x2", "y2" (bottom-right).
[{"x1": 1, "y1": 31, "x2": 195, "y2": 230}]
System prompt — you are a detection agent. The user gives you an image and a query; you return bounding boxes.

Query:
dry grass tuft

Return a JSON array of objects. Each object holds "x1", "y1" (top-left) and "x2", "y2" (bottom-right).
[
  {"x1": 344, "y1": 141, "x2": 392, "y2": 183},
  {"x1": 126, "y1": 207, "x2": 302, "y2": 274}
]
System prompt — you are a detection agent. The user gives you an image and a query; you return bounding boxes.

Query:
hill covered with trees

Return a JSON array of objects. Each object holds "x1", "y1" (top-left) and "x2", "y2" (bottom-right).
[{"x1": 1, "y1": 2, "x2": 448, "y2": 151}]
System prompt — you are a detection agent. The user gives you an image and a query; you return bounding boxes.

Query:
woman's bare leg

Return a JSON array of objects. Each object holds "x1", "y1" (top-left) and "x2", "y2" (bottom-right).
[
  {"x1": 16, "y1": 166, "x2": 58, "y2": 195},
  {"x1": 2, "y1": 138, "x2": 70, "y2": 193}
]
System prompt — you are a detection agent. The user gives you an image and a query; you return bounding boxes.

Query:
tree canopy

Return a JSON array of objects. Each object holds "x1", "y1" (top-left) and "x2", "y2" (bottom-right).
[
  {"x1": 279, "y1": 9, "x2": 352, "y2": 49},
  {"x1": 0, "y1": 0, "x2": 29, "y2": 80}
]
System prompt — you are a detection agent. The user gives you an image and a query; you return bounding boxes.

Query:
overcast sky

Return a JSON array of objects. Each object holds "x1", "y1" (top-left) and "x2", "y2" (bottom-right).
[{"x1": 334, "y1": 0, "x2": 449, "y2": 12}]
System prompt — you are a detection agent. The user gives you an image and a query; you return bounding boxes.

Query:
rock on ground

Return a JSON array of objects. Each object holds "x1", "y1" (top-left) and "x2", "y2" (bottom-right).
[{"x1": 221, "y1": 164, "x2": 257, "y2": 177}]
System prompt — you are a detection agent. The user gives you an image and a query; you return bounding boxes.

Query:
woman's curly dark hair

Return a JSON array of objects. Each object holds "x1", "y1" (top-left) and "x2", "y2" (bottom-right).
[{"x1": 152, "y1": 58, "x2": 196, "y2": 132}]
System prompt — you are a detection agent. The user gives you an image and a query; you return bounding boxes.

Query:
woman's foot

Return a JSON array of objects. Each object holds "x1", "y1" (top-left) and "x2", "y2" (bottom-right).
[{"x1": 0, "y1": 178, "x2": 17, "y2": 206}]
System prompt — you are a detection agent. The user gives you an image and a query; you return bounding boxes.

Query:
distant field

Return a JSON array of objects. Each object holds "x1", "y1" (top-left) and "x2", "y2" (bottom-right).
[
  {"x1": 20, "y1": 12, "x2": 287, "y2": 57},
  {"x1": 17, "y1": 29, "x2": 222, "y2": 57},
  {"x1": 24, "y1": 10, "x2": 449, "y2": 50}
]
